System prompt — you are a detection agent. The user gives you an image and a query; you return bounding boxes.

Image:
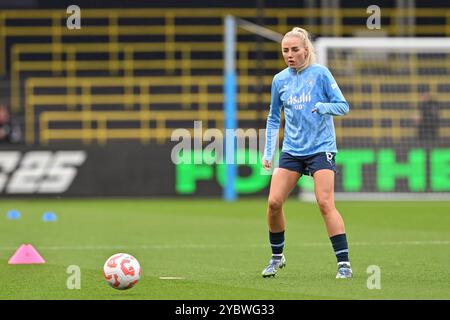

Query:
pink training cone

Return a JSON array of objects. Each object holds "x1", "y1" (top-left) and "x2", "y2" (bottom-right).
[{"x1": 8, "y1": 244, "x2": 46, "y2": 264}]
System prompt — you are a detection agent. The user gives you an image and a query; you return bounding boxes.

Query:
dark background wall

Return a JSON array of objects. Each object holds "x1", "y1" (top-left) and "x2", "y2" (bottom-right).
[{"x1": 1, "y1": 0, "x2": 449, "y2": 9}]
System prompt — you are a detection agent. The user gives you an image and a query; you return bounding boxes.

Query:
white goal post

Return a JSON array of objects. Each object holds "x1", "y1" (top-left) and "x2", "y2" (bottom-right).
[
  {"x1": 315, "y1": 37, "x2": 450, "y2": 66},
  {"x1": 314, "y1": 37, "x2": 450, "y2": 200}
]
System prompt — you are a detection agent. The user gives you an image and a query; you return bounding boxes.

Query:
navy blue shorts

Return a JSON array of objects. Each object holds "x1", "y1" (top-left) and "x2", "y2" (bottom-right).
[{"x1": 278, "y1": 151, "x2": 337, "y2": 176}]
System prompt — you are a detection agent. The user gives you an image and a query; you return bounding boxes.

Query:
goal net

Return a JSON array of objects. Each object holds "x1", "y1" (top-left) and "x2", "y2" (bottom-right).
[{"x1": 315, "y1": 37, "x2": 450, "y2": 200}]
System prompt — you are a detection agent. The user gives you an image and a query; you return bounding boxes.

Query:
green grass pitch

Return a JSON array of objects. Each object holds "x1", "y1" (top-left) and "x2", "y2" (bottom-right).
[{"x1": 0, "y1": 198, "x2": 449, "y2": 300}]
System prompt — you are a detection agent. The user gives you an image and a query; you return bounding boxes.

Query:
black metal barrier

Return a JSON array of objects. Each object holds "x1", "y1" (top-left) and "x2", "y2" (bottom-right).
[
  {"x1": 0, "y1": 144, "x2": 449, "y2": 197},
  {"x1": 0, "y1": 144, "x2": 183, "y2": 197}
]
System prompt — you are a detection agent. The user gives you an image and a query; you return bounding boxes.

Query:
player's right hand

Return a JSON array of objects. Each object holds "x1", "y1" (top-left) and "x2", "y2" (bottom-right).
[{"x1": 262, "y1": 159, "x2": 272, "y2": 170}]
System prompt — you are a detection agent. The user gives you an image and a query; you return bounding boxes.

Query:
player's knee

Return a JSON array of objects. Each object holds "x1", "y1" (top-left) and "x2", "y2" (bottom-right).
[
  {"x1": 268, "y1": 197, "x2": 283, "y2": 212},
  {"x1": 316, "y1": 197, "x2": 334, "y2": 215}
]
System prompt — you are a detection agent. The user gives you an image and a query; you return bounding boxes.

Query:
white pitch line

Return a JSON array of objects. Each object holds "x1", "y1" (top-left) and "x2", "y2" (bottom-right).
[
  {"x1": 0, "y1": 240, "x2": 448, "y2": 252},
  {"x1": 159, "y1": 277, "x2": 185, "y2": 280}
]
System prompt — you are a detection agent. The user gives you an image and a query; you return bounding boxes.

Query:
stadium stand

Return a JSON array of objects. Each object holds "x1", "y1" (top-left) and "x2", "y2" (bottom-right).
[{"x1": 0, "y1": 6, "x2": 449, "y2": 145}]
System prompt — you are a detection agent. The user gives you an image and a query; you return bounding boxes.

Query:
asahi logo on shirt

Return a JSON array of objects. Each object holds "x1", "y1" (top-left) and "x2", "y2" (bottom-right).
[{"x1": 287, "y1": 92, "x2": 311, "y2": 110}]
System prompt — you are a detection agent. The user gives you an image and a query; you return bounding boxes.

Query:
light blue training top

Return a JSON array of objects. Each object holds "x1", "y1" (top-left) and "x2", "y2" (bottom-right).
[{"x1": 263, "y1": 63, "x2": 349, "y2": 161}]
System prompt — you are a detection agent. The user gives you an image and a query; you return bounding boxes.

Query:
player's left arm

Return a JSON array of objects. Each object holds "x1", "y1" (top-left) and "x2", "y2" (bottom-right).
[{"x1": 311, "y1": 68, "x2": 349, "y2": 116}]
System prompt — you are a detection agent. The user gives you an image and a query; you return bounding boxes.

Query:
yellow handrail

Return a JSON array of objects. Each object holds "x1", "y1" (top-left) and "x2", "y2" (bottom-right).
[
  {"x1": 1, "y1": 7, "x2": 450, "y2": 75},
  {"x1": 26, "y1": 75, "x2": 450, "y2": 145}
]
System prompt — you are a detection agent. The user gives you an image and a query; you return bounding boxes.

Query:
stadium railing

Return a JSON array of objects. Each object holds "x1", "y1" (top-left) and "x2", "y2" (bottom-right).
[
  {"x1": 25, "y1": 75, "x2": 450, "y2": 144},
  {"x1": 1, "y1": 7, "x2": 449, "y2": 145},
  {"x1": 25, "y1": 76, "x2": 269, "y2": 144}
]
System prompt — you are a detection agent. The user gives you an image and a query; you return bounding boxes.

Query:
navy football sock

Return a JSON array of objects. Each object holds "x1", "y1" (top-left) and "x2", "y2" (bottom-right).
[
  {"x1": 330, "y1": 233, "x2": 349, "y2": 263},
  {"x1": 269, "y1": 231, "x2": 285, "y2": 256}
]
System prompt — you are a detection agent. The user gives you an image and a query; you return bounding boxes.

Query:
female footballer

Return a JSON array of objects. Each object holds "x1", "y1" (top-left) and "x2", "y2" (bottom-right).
[{"x1": 261, "y1": 27, "x2": 352, "y2": 279}]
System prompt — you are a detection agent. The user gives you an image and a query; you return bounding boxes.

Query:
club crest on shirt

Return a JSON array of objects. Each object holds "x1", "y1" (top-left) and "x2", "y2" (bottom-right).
[{"x1": 306, "y1": 77, "x2": 315, "y2": 88}]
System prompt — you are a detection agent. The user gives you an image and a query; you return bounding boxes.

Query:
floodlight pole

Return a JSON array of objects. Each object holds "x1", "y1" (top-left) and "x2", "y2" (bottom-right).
[
  {"x1": 224, "y1": 15, "x2": 237, "y2": 202},
  {"x1": 223, "y1": 15, "x2": 282, "y2": 202}
]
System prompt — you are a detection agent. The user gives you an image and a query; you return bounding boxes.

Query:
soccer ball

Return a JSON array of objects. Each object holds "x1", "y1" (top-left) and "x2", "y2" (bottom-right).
[{"x1": 103, "y1": 253, "x2": 142, "y2": 290}]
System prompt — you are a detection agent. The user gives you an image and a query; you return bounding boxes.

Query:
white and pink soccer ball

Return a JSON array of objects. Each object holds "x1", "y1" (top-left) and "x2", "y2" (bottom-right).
[{"x1": 103, "y1": 253, "x2": 142, "y2": 290}]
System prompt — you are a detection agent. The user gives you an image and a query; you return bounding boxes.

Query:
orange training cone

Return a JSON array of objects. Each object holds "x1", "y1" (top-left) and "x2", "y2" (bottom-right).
[{"x1": 8, "y1": 244, "x2": 46, "y2": 264}]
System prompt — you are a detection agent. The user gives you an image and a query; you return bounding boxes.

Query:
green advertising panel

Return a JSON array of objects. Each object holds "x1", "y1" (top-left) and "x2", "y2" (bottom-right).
[{"x1": 175, "y1": 148, "x2": 450, "y2": 194}]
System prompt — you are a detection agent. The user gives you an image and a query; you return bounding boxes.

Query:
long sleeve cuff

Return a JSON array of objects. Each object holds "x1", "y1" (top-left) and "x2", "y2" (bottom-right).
[
  {"x1": 315, "y1": 102, "x2": 349, "y2": 116},
  {"x1": 263, "y1": 127, "x2": 279, "y2": 161}
]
